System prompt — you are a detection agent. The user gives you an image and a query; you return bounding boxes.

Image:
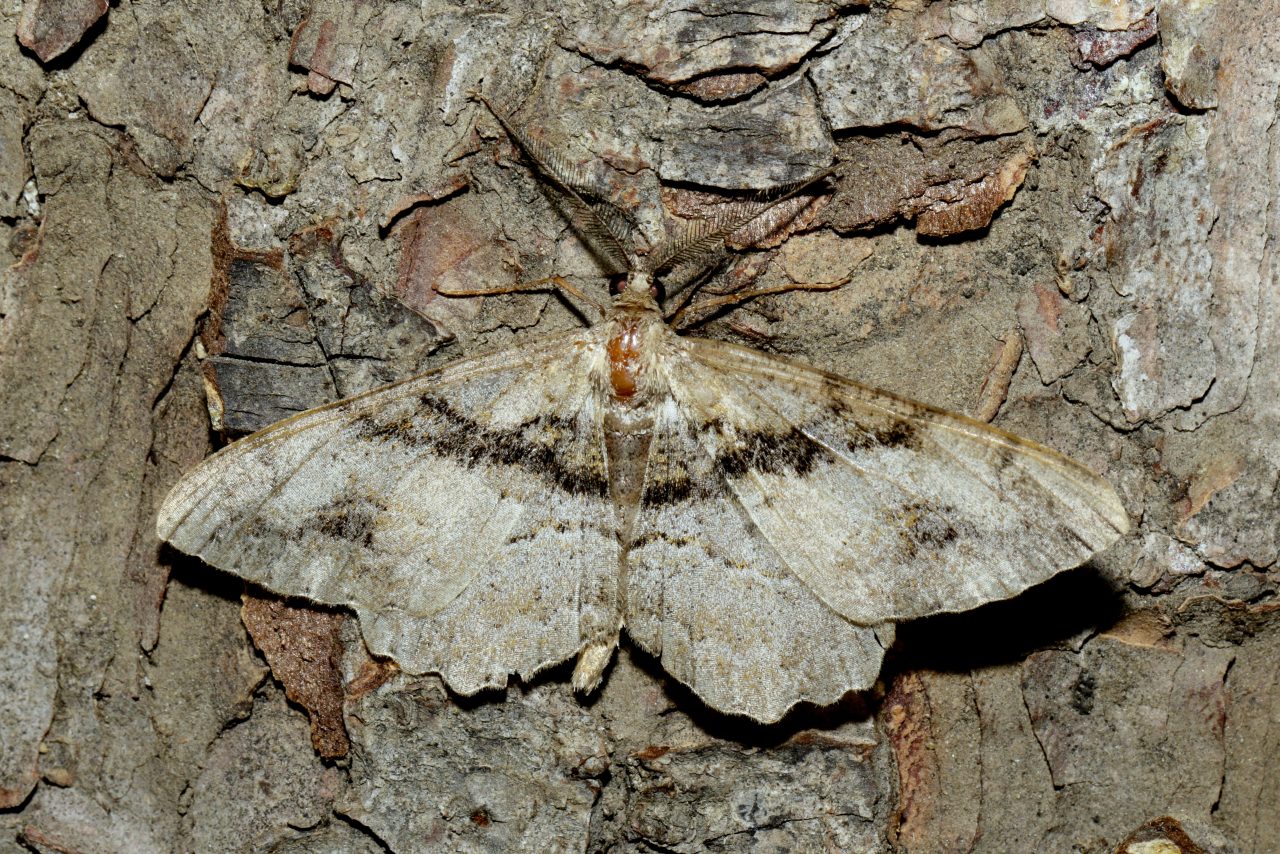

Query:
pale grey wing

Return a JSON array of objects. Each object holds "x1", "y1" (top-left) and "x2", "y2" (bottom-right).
[
  {"x1": 157, "y1": 330, "x2": 620, "y2": 693},
  {"x1": 623, "y1": 396, "x2": 892, "y2": 723},
  {"x1": 662, "y1": 338, "x2": 1130, "y2": 626}
]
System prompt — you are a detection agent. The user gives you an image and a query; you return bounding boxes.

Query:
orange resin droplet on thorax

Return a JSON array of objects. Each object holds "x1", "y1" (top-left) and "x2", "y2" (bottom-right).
[{"x1": 606, "y1": 321, "x2": 642, "y2": 400}]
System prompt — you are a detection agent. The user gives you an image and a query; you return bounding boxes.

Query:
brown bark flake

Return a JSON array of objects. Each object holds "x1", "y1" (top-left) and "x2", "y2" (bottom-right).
[
  {"x1": 241, "y1": 595, "x2": 350, "y2": 759},
  {"x1": 16, "y1": 0, "x2": 107, "y2": 63}
]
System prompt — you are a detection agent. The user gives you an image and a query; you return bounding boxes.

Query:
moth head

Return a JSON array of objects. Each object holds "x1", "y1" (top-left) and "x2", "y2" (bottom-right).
[{"x1": 622, "y1": 271, "x2": 657, "y2": 298}]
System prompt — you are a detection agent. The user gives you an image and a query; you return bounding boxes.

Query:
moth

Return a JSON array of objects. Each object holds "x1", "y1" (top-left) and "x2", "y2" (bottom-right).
[{"x1": 158, "y1": 98, "x2": 1129, "y2": 723}]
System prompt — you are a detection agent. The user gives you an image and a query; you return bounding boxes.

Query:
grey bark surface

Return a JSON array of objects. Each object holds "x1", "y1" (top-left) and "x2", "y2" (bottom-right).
[{"x1": 0, "y1": 1, "x2": 1276, "y2": 852}]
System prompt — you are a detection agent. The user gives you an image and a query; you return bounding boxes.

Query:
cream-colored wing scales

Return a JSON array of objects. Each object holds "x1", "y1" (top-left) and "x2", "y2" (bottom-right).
[
  {"x1": 664, "y1": 338, "x2": 1129, "y2": 626},
  {"x1": 623, "y1": 397, "x2": 892, "y2": 723},
  {"x1": 157, "y1": 330, "x2": 621, "y2": 693}
]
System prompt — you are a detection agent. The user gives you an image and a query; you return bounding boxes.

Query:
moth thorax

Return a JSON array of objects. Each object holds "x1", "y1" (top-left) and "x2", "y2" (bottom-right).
[{"x1": 606, "y1": 320, "x2": 645, "y2": 400}]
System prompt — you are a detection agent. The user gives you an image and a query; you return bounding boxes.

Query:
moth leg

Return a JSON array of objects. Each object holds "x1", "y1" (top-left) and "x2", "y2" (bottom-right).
[
  {"x1": 669, "y1": 276, "x2": 850, "y2": 329},
  {"x1": 436, "y1": 274, "x2": 608, "y2": 316},
  {"x1": 725, "y1": 318, "x2": 775, "y2": 342}
]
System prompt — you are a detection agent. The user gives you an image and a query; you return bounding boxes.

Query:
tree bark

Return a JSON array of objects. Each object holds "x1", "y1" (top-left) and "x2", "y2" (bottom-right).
[{"x1": 1, "y1": 1, "x2": 1276, "y2": 852}]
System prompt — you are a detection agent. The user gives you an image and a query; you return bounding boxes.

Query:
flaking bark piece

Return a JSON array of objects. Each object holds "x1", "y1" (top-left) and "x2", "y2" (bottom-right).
[
  {"x1": 672, "y1": 72, "x2": 768, "y2": 103},
  {"x1": 392, "y1": 193, "x2": 518, "y2": 333},
  {"x1": 241, "y1": 594, "x2": 350, "y2": 759},
  {"x1": 1113, "y1": 815, "x2": 1219, "y2": 854},
  {"x1": 1072, "y1": 15, "x2": 1158, "y2": 70},
  {"x1": 289, "y1": 9, "x2": 360, "y2": 96},
  {"x1": 204, "y1": 208, "x2": 336, "y2": 434},
  {"x1": 16, "y1": 0, "x2": 107, "y2": 64},
  {"x1": 825, "y1": 135, "x2": 1034, "y2": 236},
  {"x1": 915, "y1": 147, "x2": 1034, "y2": 237}
]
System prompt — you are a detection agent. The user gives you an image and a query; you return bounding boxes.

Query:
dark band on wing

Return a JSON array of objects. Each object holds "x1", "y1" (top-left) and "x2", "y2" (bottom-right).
[
  {"x1": 820, "y1": 377, "x2": 921, "y2": 453},
  {"x1": 641, "y1": 465, "x2": 729, "y2": 507},
  {"x1": 707, "y1": 408, "x2": 918, "y2": 477},
  {"x1": 883, "y1": 500, "x2": 978, "y2": 561},
  {"x1": 844, "y1": 419, "x2": 919, "y2": 453},
  {"x1": 637, "y1": 414, "x2": 721, "y2": 508},
  {"x1": 353, "y1": 395, "x2": 609, "y2": 498},
  {"x1": 313, "y1": 492, "x2": 388, "y2": 547},
  {"x1": 713, "y1": 422, "x2": 832, "y2": 478},
  {"x1": 642, "y1": 471, "x2": 698, "y2": 506},
  {"x1": 640, "y1": 419, "x2": 838, "y2": 508}
]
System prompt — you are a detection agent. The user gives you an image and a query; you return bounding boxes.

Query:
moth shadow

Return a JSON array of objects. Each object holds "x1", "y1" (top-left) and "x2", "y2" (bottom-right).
[
  {"x1": 444, "y1": 658, "x2": 584, "y2": 713},
  {"x1": 626, "y1": 643, "x2": 876, "y2": 748},
  {"x1": 162, "y1": 546, "x2": 348, "y2": 622},
  {"x1": 885, "y1": 563, "x2": 1125, "y2": 675},
  {"x1": 161, "y1": 542, "x2": 252, "y2": 603}
]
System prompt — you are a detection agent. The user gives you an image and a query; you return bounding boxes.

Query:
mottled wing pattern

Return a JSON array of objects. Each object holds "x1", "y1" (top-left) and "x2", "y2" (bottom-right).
[
  {"x1": 623, "y1": 396, "x2": 893, "y2": 723},
  {"x1": 157, "y1": 330, "x2": 620, "y2": 693},
  {"x1": 660, "y1": 338, "x2": 1129, "y2": 626}
]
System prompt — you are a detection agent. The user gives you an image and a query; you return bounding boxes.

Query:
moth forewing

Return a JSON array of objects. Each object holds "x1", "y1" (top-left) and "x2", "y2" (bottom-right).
[{"x1": 666, "y1": 337, "x2": 1129, "y2": 625}]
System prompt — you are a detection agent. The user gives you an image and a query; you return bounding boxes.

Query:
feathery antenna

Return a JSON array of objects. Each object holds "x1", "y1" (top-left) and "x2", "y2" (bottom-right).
[
  {"x1": 472, "y1": 92, "x2": 635, "y2": 276},
  {"x1": 643, "y1": 169, "x2": 835, "y2": 283}
]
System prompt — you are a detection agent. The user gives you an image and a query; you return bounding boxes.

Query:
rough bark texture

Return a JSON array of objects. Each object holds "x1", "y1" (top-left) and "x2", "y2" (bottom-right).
[{"x1": 1, "y1": 1, "x2": 1276, "y2": 852}]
